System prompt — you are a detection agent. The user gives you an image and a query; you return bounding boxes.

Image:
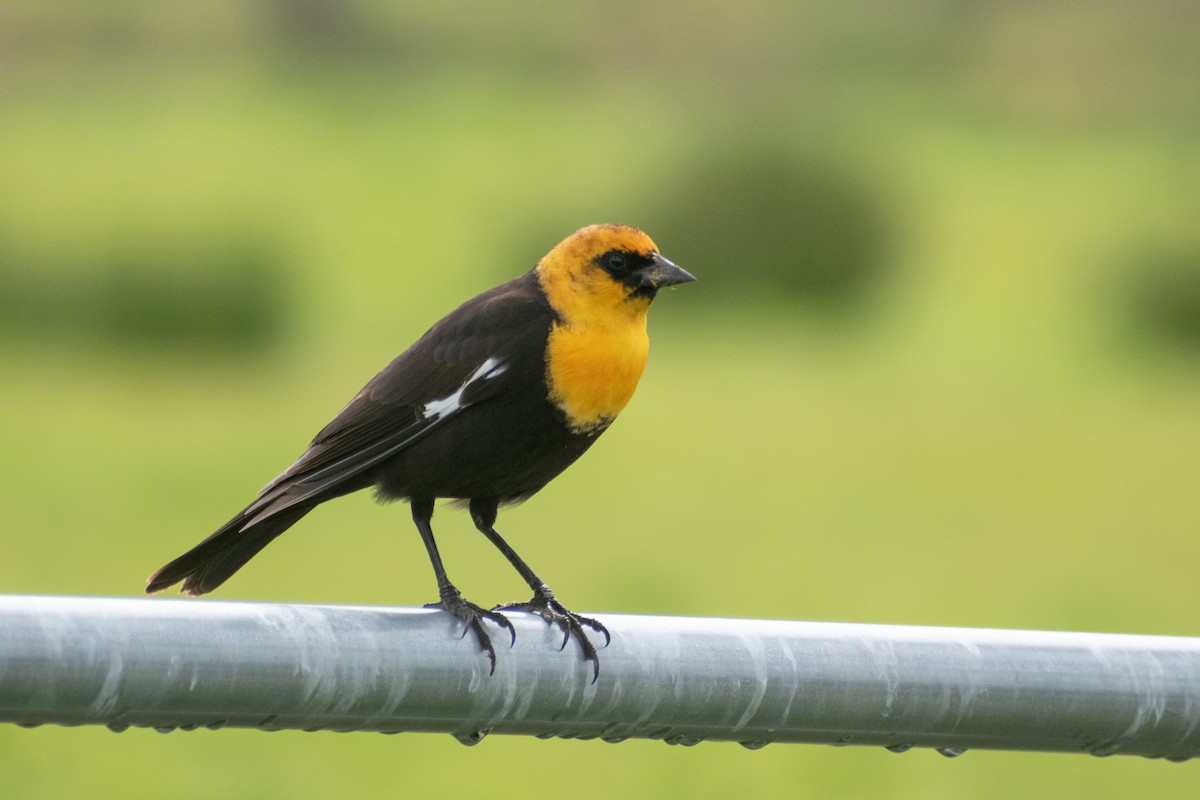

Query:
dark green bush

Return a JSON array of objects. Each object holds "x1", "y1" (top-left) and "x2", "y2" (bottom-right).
[
  {"x1": 1123, "y1": 246, "x2": 1200, "y2": 351},
  {"x1": 0, "y1": 234, "x2": 289, "y2": 351},
  {"x1": 657, "y1": 143, "x2": 893, "y2": 313}
]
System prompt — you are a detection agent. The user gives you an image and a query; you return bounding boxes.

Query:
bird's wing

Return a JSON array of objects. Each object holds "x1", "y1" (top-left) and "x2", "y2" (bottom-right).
[{"x1": 241, "y1": 274, "x2": 551, "y2": 526}]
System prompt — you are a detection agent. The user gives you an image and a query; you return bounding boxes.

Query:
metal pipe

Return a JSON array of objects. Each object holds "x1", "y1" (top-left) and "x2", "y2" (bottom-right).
[{"x1": 1, "y1": 594, "x2": 1197, "y2": 759}]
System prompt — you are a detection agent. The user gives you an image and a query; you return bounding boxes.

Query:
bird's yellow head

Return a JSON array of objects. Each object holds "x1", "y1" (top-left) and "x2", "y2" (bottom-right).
[
  {"x1": 536, "y1": 224, "x2": 693, "y2": 434},
  {"x1": 535, "y1": 224, "x2": 694, "y2": 325}
]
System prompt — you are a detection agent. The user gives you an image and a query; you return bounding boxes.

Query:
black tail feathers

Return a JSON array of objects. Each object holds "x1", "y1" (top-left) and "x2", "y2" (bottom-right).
[{"x1": 146, "y1": 504, "x2": 312, "y2": 596}]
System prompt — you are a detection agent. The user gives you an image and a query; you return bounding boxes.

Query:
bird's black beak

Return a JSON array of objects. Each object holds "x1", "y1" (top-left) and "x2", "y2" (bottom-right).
[{"x1": 637, "y1": 252, "x2": 696, "y2": 289}]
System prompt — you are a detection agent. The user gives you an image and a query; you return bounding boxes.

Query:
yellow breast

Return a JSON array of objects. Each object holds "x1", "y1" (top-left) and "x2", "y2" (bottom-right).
[
  {"x1": 545, "y1": 316, "x2": 650, "y2": 434},
  {"x1": 534, "y1": 223, "x2": 661, "y2": 434}
]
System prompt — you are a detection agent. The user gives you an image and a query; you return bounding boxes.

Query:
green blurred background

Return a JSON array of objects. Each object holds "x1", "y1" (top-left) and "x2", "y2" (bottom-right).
[{"x1": 2, "y1": 1, "x2": 1200, "y2": 797}]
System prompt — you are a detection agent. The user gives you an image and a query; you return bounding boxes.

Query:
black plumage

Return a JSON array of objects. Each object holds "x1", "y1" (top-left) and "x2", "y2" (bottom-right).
[{"x1": 147, "y1": 224, "x2": 693, "y2": 679}]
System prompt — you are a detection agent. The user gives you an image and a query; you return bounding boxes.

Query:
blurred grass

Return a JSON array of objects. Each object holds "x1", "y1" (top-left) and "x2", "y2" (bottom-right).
[{"x1": 2, "y1": 1, "x2": 1200, "y2": 798}]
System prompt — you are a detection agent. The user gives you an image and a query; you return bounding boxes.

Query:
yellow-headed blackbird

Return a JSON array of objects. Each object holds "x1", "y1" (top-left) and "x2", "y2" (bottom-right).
[{"x1": 146, "y1": 224, "x2": 693, "y2": 679}]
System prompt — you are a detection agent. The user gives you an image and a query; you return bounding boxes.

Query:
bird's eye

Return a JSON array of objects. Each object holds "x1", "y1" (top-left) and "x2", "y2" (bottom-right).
[{"x1": 606, "y1": 252, "x2": 627, "y2": 271}]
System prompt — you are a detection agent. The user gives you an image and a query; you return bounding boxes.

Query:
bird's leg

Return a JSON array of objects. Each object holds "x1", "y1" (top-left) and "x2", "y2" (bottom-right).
[
  {"x1": 411, "y1": 499, "x2": 514, "y2": 674},
  {"x1": 469, "y1": 499, "x2": 609, "y2": 682}
]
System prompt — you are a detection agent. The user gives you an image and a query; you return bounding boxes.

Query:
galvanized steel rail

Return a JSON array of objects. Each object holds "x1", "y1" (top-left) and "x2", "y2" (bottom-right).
[{"x1": 1, "y1": 595, "x2": 1198, "y2": 759}]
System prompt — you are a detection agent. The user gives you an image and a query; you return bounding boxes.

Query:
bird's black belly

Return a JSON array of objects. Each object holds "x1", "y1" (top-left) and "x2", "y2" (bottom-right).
[{"x1": 370, "y1": 394, "x2": 599, "y2": 504}]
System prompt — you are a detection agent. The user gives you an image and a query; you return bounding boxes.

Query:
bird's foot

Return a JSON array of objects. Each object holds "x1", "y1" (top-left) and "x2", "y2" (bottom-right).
[
  {"x1": 426, "y1": 588, "x2": 515, "y2": 675},
  {"x1": 495, "y1": 585, "x2": 610, "y2": 682}
]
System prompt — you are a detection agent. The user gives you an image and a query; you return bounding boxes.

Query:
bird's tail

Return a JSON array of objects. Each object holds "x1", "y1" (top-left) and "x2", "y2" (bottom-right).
[{"x1": 146, "y1": 503, "x2": 313, "y2": 596}]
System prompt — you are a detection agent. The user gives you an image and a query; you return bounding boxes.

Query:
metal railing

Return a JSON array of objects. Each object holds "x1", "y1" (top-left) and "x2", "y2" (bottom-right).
[{"x1": 1, "y1": 594, "x2": 1198, "y2": 759}]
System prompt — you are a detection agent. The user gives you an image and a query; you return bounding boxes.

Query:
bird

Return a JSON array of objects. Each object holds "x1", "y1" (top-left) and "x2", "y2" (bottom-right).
[{"x1": 146, "y1": 223, "x2": 694, "y2": 680}]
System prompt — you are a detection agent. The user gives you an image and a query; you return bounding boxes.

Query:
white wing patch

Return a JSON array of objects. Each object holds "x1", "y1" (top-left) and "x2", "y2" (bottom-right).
[{"x1": 422, "y1": 357, "x2": 508, "y2": 421}]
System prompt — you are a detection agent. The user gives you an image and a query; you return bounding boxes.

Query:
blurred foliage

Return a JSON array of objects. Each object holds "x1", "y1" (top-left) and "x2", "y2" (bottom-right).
[
  {"x1": 660, "y1": 141, "x2": 892, "y2": 313},
  {"x1": 0, "y1": 233, "x2": 287, "y2": 349},
  {"x1": 2, "y1": 1, "x2": 1200, "y2": 799},
  {"x1": 1121, "y1": 244, "x2": 1200, "y2": 350}
]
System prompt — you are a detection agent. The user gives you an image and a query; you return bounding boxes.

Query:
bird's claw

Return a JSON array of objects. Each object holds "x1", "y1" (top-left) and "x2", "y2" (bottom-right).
[
  {"x1": 495, "y1": 588, "x2": 609, "y2": 683},
  {"x1": 426, "y1": 593, "x2": 514, "y2": 675}
]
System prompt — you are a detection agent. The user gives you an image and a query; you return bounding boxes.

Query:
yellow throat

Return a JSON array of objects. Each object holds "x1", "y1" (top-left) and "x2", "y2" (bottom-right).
[{"x1": 536, "y1": 225, "x2": 657, "y2": 434}]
